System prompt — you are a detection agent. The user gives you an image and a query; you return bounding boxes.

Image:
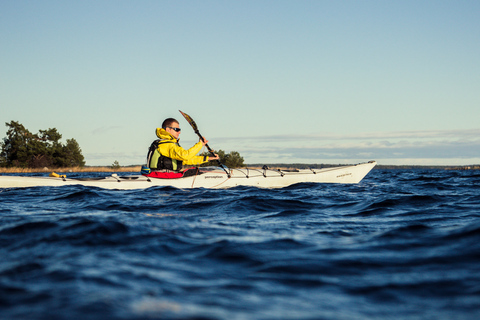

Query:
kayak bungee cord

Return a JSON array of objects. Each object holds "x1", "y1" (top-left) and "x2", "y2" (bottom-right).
[{"x1": 179, "y1": 110, "x2": 231, "y2": 178}]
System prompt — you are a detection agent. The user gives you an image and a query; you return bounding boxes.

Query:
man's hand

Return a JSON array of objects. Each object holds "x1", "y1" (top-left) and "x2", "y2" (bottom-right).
[
  {"x1": 200, "y1": 138, "x2": 219, "y2": 160},
  {"x1": 208, "y1": 153, "x2": 220, "y2": 161}
]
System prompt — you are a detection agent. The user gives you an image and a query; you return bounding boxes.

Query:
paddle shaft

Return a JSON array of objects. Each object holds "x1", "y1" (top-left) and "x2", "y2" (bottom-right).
[
  {"x1": 178, "y1": 110, "x2": 228, "y2": 174},
  {"x1": 193, "y1": 129, "x2": 216, "y2": 157}
]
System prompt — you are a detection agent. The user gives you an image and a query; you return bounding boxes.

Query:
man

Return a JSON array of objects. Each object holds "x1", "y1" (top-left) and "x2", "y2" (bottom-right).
[{"x1": 145, "y1": 118, "x2": 219, "y2": 178}]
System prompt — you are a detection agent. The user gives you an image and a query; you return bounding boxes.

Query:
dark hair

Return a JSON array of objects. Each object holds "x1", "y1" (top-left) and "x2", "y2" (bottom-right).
[{"x1": 162, "y1": 118, "x2": 179, "y2": 129}]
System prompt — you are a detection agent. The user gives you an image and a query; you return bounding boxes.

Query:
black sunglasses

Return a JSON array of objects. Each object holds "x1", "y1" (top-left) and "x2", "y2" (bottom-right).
[{"x1": 166, "y1": 126, "x2": 181, "y2": 132}]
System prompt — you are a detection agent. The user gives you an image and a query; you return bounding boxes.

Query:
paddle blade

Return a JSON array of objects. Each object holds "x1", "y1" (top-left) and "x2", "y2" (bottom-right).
[{"x1": 178, "y1": 110, "x2": 198, "y2": 131}]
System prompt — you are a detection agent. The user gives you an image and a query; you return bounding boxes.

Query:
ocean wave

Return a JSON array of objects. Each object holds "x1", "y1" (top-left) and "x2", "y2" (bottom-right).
[{"x1": 1, "y1": 169, "x2": 480, "y2": 319}]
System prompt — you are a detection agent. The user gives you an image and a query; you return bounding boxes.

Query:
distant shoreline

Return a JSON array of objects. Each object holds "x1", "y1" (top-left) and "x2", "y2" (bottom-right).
[
  {"x1": 1, "y1": 163, "x2": 479, "y2": 173},
  {"x1": 373, "y1": 164, "x2": 479, "y2": 170},
  {"x1": 247, "y1": 163, "x2": 480, "y2": 170},
  {"x1": 0, "y1": 166, "x2": 142, "y2": 174}
]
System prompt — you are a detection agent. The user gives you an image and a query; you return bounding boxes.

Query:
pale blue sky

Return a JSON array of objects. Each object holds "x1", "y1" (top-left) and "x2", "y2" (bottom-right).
[{"x1": 1, "y1": 0, "x2": 479, "y2": 166}]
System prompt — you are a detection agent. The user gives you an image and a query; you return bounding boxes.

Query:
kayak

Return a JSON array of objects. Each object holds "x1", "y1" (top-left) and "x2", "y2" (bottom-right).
[{"x1": 0, "y1": 161, "x2": 376, "y2": 190}]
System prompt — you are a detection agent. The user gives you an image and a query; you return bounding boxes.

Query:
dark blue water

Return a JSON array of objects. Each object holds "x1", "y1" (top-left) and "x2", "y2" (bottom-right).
[{"x1": 1, "y1": 169, "x2": 479, "y2": 320}]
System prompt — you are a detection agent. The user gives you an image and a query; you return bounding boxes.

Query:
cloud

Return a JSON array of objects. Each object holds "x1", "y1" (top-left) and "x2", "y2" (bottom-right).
[
  {"x1": 216, "y1": 128, "x2": 480, "y2": 143},
  {"x1": 84, "y1": 151, "x2": 144, "y2": 166},
  {"x1": 287, "y1": 140, "x2": 480, "y2": 159},
  {"x1": 216, "y1": 128, "x2": 480, "y2": 164}
]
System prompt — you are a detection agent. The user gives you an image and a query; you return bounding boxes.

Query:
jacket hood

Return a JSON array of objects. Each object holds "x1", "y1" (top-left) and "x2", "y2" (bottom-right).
[{"x1": 156, "y1": 128, "x2": 178, "y2": 142}]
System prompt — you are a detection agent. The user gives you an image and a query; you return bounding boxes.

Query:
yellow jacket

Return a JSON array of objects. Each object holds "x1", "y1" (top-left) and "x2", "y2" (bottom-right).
[{"x1": 155, "y1": 128, "x2": 208, "y2": 167}]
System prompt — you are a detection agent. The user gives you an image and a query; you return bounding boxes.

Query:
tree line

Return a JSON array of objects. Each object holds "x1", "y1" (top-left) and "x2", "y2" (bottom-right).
[{"x1": 0, "y1": 121, "x2": 85, "y2": 168}]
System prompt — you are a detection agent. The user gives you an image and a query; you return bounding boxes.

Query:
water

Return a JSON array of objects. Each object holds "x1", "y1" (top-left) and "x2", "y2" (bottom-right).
[{"x1": 1, "y1": 169, "x2": 479, "y2": 320}]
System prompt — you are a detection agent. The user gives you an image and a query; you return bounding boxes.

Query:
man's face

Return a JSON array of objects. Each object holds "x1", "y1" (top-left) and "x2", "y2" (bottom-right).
[{"x1": 166, "y1": 122, "x2": 181, "y2": 139}]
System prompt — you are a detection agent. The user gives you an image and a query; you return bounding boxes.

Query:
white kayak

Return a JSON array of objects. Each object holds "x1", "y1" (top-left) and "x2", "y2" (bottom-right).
[{"x1": 0, "y1": 161, "x2": 376, "y2": 190}]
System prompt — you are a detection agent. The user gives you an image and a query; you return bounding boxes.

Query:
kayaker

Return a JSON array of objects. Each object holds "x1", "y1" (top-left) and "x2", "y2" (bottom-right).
[{"x1": 144, "y1": 118, "x2": 219, "y2": 178}]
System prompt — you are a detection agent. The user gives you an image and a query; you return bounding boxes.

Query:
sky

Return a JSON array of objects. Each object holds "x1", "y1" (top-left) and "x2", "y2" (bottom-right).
[{"x1": 1, "y1": 0, "x2": 479, "y2": 166}]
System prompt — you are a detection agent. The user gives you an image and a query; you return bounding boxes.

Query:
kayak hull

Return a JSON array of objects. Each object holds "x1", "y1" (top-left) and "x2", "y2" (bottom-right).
[{"x1": 0, "y1": 161, "x2": 376, "y2": 190}]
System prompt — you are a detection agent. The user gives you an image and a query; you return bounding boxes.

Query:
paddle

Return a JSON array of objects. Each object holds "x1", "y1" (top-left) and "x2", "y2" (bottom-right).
[{"x1": 178, "y1": 110, "x2": 230, "y2": 176}]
